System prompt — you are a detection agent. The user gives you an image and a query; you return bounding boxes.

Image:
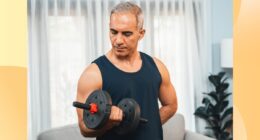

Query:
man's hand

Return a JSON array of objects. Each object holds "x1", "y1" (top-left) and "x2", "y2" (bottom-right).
[{"x1": 104, "y1": 106, "x2": 123, "y2": 130}]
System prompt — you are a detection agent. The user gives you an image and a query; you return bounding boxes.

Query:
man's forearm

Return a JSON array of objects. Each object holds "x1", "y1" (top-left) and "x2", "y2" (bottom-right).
[
  {"x1": 159, "y1": 105, "x2": 177, "y2": 125},
  {"x1": 79, "y1": 121, "x2": 111, "y2": 137}
]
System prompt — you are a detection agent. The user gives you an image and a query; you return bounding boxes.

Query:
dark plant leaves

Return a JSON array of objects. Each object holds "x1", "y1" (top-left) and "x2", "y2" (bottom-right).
[
  {"x1": 221, "y1": 107, "x2": 233, "y2": 120},
  {"x1": 221, "y1": 77, "x2": 229, "y2": 84},
  {"x1": 195, "y1": 72, "x2": 233, "y2": 140},
  {"x1": 208, "y1": 116, "x2": 220, "y2": 126},
  {"x1": 221, "y1": 119, "x2": 233, "y2": 131},
  {"x1": 202, "y1": 97, "x2": 212, "y2": 106},
  {"x1": 209, "y1": 75, "x2": 221, "y2": 87},
  {"x1": 219, "y1": 93, "x2": 232, "y2": 102},
  {"x1": 218, "y1": 72, "x2": 226, "y2": 79},
  {"x1": 194, "y1": 106, "x2": 209, "y2": 119},
  {"x1": 220, "y1": 101, "x2": 229, "y2": 112},
  {"x1": 205, "y1": 91, "x2": 219, "y2": 102},
  {"x1": 220, "y1": 131, "x2": 230, "y2": 139},
  {"x1": 205, "y1": 126, "x2": 221, "y2": 134},
  {"x1": 202, "y1": 97, "x2": 214, "y2": 114},
  {"x1": 217, "y1": 83, "x2": 229, "y2": 92}
]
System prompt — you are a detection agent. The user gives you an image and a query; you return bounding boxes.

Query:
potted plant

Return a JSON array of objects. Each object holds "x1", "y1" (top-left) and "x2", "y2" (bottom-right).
[{"x1": 194, "y1": 72, "x2": 233, "y2": 140}]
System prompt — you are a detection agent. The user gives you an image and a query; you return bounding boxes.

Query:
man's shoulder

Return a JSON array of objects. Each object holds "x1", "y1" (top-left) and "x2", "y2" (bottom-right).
[
  {"x1": 140, "y1": 51, "x2": 155, "y2": 63},
  {"x1": 148, "y1": 56, "x2": 168, "y2": 76},
  {"x1": 78, "y1": 63, "x2": 102, "y2": 90},
  {"x1": 140, "y1": 51, "x2": 151, "y2": 58},
  {"x1": 152, "y1": 57, "x2": 163, "y2": 65},
  {"x1": 81, "y1": 54, "x2": 107, "y2": 80},
  {"x1": 92, "y1": 55, "x2": 106, "y2": 64},
  {"x1": 140, "y1": 52, "x2": 161, "y2": 66},
  {"x1": 81, "y1": 63, "x2": 101, "y2": 78},
  {"x1": 140, "y1": 52, "x2": 160, "y2": 62}
]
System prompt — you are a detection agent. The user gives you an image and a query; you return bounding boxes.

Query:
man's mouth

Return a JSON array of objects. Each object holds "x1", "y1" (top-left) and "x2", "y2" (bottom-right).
[{"x1": 115, "y1": 46, "x2": 127, "y2": 50}]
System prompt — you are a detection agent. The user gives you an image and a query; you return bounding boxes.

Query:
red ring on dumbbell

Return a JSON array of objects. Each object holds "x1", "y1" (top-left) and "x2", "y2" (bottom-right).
[{"x1": 89, "y1": 103, "x2": 98, "y2": 114}]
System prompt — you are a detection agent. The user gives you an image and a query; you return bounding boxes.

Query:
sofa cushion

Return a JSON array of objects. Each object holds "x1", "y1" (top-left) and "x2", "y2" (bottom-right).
[
  {"x1": 163, "y1": 114, "x2": 185, "y2": 140},
  {"x1": 37, "y1": 124, "x2": 94, "y2": 140}
]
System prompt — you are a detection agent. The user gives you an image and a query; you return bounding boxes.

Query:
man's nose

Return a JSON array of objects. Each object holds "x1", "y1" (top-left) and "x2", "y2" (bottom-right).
[{"x1": 115, "y1": 34, "x2": 124, "y2": 45}]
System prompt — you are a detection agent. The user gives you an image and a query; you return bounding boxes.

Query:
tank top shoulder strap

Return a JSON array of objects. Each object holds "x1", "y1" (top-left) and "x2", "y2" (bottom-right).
[{"x1": 140, "y1": 52, "x2": 161, "y2": 76}]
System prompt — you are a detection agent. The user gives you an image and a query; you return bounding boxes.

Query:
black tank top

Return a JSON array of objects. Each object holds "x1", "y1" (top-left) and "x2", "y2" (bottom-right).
[{"x1": 92, "y1": 52, "x2": 163, "y2": 140}]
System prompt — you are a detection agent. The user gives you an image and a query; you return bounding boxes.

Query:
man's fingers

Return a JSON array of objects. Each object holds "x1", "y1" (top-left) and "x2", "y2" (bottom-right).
[
  {"x1": 110, "y1": 106, "x2": 123, "y2": 122},
  {"x1": 118, "y1": 109, "x2": 123, "y2": 121}
]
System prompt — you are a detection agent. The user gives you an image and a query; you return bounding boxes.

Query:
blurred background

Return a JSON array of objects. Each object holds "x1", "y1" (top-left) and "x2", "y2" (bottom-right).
[{"x1": 27, "y1": 0, "x2": 233, "y2": 140}]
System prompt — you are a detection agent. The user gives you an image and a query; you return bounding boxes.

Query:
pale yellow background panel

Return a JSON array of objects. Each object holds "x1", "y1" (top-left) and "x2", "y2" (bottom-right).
[{"x1": 0, "y1": 1, "x2": 27, "y2": 67}]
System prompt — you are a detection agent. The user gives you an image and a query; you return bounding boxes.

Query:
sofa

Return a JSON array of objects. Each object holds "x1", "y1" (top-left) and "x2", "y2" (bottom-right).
[{"x1": 37, "y1": 114, "x2": 215, "y2": 140}]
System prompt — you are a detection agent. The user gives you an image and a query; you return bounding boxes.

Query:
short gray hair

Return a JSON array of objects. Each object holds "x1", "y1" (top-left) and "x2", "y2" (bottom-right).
[{"x1": 110, "y1": 1, "x2": 144, "y2": 29}]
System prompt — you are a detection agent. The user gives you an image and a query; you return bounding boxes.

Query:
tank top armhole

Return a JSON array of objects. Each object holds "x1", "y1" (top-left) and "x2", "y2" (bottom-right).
[
  {"x1": 91, "y1": 57, "x2": 105, "y2": 90},
  {"x1": 140, "y1": 52, "x2": 162, "y2": 85}
]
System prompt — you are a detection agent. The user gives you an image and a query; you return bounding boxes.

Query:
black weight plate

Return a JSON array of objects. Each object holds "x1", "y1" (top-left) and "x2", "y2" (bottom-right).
[
  {"x1": 115, "y1": 98, "x2": 141, "y2": 135},
  {"x1": 83, "y1": 90, "x2": 112, "y2": 129}
]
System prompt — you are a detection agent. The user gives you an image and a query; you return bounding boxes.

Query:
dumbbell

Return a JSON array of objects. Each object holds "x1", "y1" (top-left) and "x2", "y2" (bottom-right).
[
  {"x1": 115, "y1": 98, "x2": 148, "y2": 135},
  {"x1": 73, "y1": 90, "x2": 148, "y2": 135},
  {"x1": 73, "y1": 90, "x2": 112, "y2": 129}
]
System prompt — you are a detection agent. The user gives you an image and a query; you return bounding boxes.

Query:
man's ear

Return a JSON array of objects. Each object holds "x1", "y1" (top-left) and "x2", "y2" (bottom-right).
[{"x1": 139, "y1": 29, "x2": 146, "y2": 40}]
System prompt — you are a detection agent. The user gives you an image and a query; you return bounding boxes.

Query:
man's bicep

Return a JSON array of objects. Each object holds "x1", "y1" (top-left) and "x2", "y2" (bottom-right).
[
  {"x1": 76, "y1": 64, "x2": 102, "y2": 121},
  {"x1": 159, "y1": 81, "x2": 177, "y2": 106},
  {"x1": 153, "y1": 57, "x2": 177, "y2": 107},
  {"x1": 77, "y1": 64, "x2": 102, "y2": 102}
]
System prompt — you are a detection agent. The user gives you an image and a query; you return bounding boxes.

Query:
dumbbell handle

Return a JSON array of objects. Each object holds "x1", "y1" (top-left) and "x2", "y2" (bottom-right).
[
  {"x1": 73, "y1": 101, "x2": 90, "y2": 110},
  {"x1": 73, "y1": 101, "x2": 99, "y2": 114},
  {"x1": 122, "y1": 114, "x2": 148, "y2": 123},
  {"x1": 139, "y1": 118, "x2": 148, "y2": 123}
]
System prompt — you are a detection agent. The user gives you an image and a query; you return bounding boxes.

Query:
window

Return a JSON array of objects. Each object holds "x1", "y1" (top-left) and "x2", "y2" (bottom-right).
[{"x1": 48, "y1": 16, "x2": 87, "y2": 127}]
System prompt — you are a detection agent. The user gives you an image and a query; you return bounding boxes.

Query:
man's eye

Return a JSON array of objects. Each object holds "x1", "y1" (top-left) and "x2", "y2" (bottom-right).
[
  {"x1": 123, "y1": 32, "x2": 132, "y2": 37},
  {"x1": 111, "y1": 31, "x2": 117, "y2": 35}
]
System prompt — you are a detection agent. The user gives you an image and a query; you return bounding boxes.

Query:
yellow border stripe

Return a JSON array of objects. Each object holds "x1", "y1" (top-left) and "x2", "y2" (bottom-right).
[
  {"x1": 0, "y1": 67, "x2": 27, "y2": 140},
  {"x1": 234, "y1": 0, "x2": 260, "y2": 139}
]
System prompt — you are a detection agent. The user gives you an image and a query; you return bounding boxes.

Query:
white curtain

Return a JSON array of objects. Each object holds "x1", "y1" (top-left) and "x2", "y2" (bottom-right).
[{"x1": 28, "y1": 0, "x2": 211, "y2": 140}]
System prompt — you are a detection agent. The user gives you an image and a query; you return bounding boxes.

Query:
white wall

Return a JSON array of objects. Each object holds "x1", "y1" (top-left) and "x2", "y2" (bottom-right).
[
  {"x1": 212, "y1": 0, "x2": 233, "y2": 73},
  {"x1": 211, "y1": 0, "x2": 233, "y2": 105}
]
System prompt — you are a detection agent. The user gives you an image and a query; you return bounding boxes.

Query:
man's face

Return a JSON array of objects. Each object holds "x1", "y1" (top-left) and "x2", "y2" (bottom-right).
[{"x1": 109, "y1": 12, "x2": 145, "y2": 58}]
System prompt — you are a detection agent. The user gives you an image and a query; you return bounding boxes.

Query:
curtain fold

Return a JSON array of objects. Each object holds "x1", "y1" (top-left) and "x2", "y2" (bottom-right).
[
  {"x1": 28, "y1": 1, "x2": 51, "y2": 140},
  {"x1": 28, "y1": 0, "x2": 211, "y2": 139}
]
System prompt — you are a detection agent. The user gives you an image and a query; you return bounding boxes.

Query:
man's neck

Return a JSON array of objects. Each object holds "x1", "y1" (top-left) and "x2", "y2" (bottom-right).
[{"x1": 107, "y1": 50, "x2": 141, "y2": 66}]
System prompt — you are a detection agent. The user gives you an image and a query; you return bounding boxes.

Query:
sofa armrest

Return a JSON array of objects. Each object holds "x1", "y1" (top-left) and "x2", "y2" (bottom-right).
[
  {"x1": 184, "y1": 130, "x2": 215, "y2": 140},
  {"x1": 37, "y1": 124, "x2": 95, "y2": 140}
]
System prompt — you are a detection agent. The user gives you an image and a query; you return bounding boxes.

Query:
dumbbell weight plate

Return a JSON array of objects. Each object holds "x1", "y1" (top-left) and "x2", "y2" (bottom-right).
[
  {"x1": 115, "y1": 98, "x2": 141, "y2": 135},
  {"x1": 83, "y1": 90, "x2": 112, "y2": 129}
]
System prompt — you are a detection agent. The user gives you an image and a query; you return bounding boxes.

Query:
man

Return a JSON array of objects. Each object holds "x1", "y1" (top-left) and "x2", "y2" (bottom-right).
[{"x1": 76, "y1": 2, "x2": 177, "y2": 140}]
